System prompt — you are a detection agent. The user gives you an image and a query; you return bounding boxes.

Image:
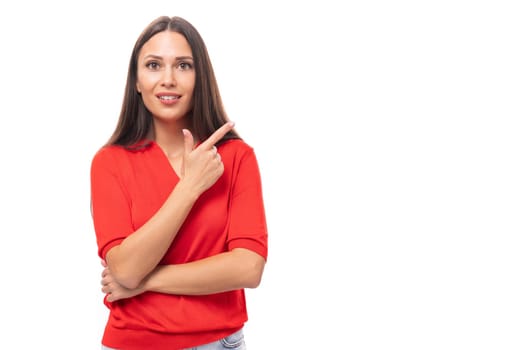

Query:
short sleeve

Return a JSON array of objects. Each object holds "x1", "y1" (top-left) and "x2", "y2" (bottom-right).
[
  {"x1": 90, "y1": 148, "x2": 134, "y2": 259},
  {"x1": 227, "y1": 148, "x2": 268, "y2": 260}
]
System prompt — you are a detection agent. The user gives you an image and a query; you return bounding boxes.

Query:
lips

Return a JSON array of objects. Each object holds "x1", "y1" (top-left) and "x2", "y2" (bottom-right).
[{"x1": 156, "y1": 93, "x2": 181, "y2": 105}]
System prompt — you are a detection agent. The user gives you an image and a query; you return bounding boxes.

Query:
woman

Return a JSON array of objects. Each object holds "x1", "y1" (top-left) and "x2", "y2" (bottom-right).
[{"x1": 90, "y1": 16, "x2": 268, "y2": 350}]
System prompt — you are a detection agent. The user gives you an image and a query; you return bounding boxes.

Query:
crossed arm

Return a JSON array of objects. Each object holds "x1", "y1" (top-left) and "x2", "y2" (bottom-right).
[{"x1": 101, "y1": 248, "x2": 265, "y2": 302}]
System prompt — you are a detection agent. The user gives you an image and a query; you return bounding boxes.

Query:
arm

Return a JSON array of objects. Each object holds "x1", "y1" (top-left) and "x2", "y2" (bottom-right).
[
  {"x1": 98, "y1": 123, "x2": 234, "y2": 289},
  {"x1": 101, "y1": 248, "x2": 266, "y2": 302},
  {"x1": 104, "y1": 180, "x2": 197, "y2": 289}
]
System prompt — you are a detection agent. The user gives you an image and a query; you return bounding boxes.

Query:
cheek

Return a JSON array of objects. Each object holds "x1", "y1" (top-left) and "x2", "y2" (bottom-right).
[
  {"x1": 183, "y1": 71, "x2": 196, "y2": 90},
  {"x1": 136, "y1": 71, "x2": 155, "y2": 91},
  {"x1": 136, "y1": 78, "x2": 148, "y2": 92},
  {"x1": 185, "y1": 78, "x2": 196, "y2": 96}
]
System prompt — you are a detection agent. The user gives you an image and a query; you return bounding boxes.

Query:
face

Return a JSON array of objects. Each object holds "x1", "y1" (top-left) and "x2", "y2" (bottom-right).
[{"x1": 136, "y1": 31, "x2": 195, "y2": 125}]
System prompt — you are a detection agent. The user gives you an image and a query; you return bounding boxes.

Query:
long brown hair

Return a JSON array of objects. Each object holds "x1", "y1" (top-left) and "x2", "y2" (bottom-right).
[{"x1": 106, "y1": 16, "x2": 239, "y2": 148}]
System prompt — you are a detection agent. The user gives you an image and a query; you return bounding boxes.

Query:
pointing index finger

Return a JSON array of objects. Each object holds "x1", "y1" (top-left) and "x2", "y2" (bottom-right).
[{"x1": 201, "y1": 122, "x2": 235, "y2": 148}]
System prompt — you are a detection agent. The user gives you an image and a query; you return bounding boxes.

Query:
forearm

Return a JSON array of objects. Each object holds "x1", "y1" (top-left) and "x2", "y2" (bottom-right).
[
  {"x1": 106, "y1": 181, "x2": 199, "y2": 289},
  {"x1": 143, "y1": 248, "x2": 266, "y2": 295}
]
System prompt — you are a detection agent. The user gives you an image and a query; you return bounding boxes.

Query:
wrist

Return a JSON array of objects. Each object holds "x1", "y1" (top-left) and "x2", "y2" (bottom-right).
[
  {"x1": 174, "y1": 179, "x2": 201, "y2": 202},
  {"x1": 142, "y1": 269, "x2": 160, "y2": 293}
]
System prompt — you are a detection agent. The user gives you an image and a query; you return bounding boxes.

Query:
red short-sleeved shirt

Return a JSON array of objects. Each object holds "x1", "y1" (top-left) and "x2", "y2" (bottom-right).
[{"x1": 90, "y1": 138, "x2": 268, "y2": 350}]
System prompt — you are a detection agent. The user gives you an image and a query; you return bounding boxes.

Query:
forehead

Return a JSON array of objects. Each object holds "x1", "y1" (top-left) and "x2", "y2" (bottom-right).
[{"x1": 139, "y1": 31, "x2": 192, "y2": 59}]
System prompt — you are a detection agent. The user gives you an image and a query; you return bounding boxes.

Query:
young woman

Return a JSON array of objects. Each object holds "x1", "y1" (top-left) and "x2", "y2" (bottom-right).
[{"x1": 90, "y1": 16, "x2": 268, "y2": 350}]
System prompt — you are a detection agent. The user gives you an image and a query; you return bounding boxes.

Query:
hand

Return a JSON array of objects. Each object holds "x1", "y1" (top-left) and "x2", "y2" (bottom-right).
[
  {"x1": 100, "y1": 260, "x2": 144, "y2": 302},
  {"x1": 180, "y1": 122, "x2": 234, "y2": 195}
]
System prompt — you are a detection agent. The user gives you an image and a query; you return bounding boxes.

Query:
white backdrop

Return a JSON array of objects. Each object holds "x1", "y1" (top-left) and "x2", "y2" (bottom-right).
[{"x1": 0, "y1": 1, "x2": 524, "y2": 349}]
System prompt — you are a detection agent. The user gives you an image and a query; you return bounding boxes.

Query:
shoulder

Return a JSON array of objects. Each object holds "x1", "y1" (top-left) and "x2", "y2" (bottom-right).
[
  {"x1": 219, "y1": 138, "x2": 255, "y2": 156},
  {"x1": 92, "y1": 141, "x2": 153, "y2": 165},
  {"x1": 219, "y1": 139, "x2": 263, "y2": 174},
  {"x1": 91, "y1": 145, "x2": 126, "y2": 166},
  {"x1": 90, "y1": 144, "x2": 143, "y2": 175}
]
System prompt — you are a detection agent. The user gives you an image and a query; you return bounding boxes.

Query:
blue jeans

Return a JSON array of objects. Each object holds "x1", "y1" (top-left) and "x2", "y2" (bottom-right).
[{"x1": 101, "y1": 328, "x2": 246, "y2": 350}]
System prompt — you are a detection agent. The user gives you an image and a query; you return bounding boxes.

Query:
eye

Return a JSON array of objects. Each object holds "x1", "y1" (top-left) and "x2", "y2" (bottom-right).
[
  {"x1": 145, "y1": 61, "x2": 161, "y2": 70},
  {"x1": 178, "y1": 62, "x2": 193, "y2": 70}
]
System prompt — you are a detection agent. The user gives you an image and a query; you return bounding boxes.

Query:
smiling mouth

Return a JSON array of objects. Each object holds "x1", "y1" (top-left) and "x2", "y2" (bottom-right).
[{"x1": 158, "y1": 95, "x2": 181, "y2": 101}]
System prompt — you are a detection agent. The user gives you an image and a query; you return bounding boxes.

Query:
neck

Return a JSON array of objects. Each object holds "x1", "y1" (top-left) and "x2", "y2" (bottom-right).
[{"x1": 151, "y1": 119, "x2": 192, "y2": 159}]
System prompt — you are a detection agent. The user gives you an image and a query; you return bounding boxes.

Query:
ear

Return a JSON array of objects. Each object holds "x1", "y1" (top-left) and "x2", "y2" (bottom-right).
[{"x1": 136, "y1": 82, "x2": 142, "y2": 94}]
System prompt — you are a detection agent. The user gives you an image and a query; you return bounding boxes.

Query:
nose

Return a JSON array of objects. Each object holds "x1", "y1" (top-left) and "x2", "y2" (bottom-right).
[{"x1": 161, "y1": 66, "x2": 177, "y2": 87}]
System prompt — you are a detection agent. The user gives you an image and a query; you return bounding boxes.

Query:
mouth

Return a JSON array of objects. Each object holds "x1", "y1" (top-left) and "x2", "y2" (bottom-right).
[
  {"x1": 157, "y1": 94, "x2": 181, "y2": 101},
  {"x1": 156, "y1": 93, "x2": 181, "y2": 105}
]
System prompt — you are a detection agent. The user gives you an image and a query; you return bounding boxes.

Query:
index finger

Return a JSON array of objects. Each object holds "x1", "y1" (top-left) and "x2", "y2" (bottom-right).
[{"x1": 201, "y1": 122, "x2": 235, "y2": 149}]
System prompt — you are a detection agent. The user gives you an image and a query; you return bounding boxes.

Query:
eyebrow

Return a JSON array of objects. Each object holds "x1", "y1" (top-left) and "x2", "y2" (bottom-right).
[{"x1": 142, "y1": 54, "x2": 194, "y2": 61}]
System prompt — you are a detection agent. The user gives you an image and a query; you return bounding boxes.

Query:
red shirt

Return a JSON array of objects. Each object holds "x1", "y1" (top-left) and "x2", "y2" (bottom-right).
[{"x1": 90, "y1": 139, "x2": 268, "y2": 349}]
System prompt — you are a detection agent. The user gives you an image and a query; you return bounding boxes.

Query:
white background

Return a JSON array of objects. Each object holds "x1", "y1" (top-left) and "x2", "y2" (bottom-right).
[{"x1": 0, "y1": 0, "x2": 524, "y2": 349}]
